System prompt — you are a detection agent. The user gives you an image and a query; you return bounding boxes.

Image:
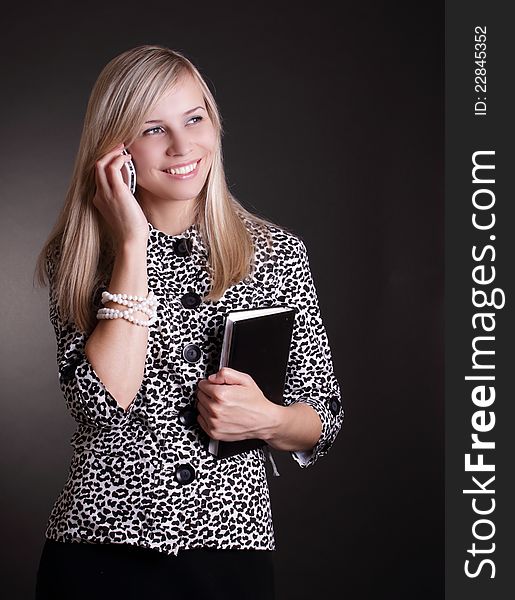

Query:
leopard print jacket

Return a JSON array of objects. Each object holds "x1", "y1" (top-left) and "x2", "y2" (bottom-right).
[{"x1": 43, "y1": 218, "x2": 344, "y2": 556}]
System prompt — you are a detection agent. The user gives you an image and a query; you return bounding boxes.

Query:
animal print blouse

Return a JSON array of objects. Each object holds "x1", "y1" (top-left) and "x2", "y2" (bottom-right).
[{"x1": 43, "y1": 217, "x2": 344, "y2": 556}]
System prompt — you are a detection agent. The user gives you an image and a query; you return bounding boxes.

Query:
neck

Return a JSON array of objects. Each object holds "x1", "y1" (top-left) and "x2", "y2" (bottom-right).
[{"x1": 138, "y1": 195, "x2": 198, "y2": 236}]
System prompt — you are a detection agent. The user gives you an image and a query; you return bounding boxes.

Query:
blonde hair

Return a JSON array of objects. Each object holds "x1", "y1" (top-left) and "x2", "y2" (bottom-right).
[{"x1": 33, "y1": 44, "x2": 288, "y2": 334}]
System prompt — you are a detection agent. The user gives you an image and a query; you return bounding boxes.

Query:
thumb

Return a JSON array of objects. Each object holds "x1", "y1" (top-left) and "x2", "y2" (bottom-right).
[{"x1": 208, "y1": 367, "x2": 244, "y2": 385}]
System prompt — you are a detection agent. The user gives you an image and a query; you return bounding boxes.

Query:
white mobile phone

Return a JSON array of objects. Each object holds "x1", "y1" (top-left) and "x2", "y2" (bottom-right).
[{"x1": 121, "y1": 149, "x2": 137, "y2": 194}]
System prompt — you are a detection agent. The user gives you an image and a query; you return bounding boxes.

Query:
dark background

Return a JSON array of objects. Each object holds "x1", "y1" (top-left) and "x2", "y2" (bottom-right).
[{"x1": 0, "y1": 2, "x2": 444, "y2": 598}]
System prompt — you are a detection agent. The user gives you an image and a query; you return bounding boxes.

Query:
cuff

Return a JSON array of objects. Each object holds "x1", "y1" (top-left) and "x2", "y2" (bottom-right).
[
  {"x1": 288, "y1": 393, "x2": 343, "y2": 468},
  {"x1": 59, "y1": 351, "x2": 138, "y2": 429}
]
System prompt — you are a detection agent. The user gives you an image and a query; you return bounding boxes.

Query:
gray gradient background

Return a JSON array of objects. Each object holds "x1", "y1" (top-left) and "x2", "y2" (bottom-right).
[{"x1": 0, "y1": 2, "x2": 443, "y2": 599}]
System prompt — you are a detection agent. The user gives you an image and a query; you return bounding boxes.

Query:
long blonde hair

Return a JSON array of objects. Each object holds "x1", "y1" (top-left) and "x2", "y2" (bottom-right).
[{"x1": 33, "y1": 44, "x2": 287, "y2": 334}]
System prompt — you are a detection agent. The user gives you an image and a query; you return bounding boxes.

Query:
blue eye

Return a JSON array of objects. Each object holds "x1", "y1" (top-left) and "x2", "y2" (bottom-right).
[
  {"x1": 143, "y1": 126, "x2": 165, "y2": 136},
  {"x1": 142, "y1": 116, "x2": 203, "y2": 136},
  {"x1": 188, "y1": 116, "x2": 203, "y2": 125}
]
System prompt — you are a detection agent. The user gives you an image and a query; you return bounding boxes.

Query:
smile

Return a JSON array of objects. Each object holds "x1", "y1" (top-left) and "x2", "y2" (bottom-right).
[{"x1": 162, "y1": 159, "x2": 200, "y2": 176}]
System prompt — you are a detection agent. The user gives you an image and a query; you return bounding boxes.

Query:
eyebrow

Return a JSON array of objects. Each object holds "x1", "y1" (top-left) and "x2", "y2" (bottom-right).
[{"x1": 144, "y1": 106, "x2": 206, "y2": 124}]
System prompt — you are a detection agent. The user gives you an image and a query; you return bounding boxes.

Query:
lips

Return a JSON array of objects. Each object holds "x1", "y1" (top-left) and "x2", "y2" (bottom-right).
[{"x1": 161, "y1": 158, "x2": 201, "y2": 174}]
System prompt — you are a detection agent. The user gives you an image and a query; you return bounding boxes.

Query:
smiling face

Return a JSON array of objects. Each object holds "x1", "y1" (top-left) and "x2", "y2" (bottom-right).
[{"x1": 128, "y1": 71, "x2": 217, "y2": 206}]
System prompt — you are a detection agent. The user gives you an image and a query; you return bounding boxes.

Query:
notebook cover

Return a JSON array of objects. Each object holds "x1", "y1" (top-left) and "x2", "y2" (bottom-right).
[{"x1": 209, "y1": 307, "x2": 296, "y2": 459}]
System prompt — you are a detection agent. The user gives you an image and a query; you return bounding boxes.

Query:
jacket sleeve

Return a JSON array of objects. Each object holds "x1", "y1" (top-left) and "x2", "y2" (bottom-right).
[
  {"x1": 46, "y1": 247, "x2": 137, "y2": 429},
  {"x1": 276, "y1": 236, "x2": 344, "y2": 468}
]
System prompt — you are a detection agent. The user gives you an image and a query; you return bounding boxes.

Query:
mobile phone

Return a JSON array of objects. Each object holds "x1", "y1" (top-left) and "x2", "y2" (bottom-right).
[{"x1": 121, "y1": 149, "x2": 137, "y2": 194}]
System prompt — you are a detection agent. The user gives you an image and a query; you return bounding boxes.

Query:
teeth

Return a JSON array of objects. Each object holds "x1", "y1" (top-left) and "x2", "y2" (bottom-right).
[{"x1": 165, "y1": 160, "x2": 198, "y2": 175}]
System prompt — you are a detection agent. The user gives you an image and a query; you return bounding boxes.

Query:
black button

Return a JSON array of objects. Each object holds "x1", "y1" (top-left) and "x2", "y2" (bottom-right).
[
  {"x1": 329, "y1": 397, "x2": 341, "y2": 416},
  {"x1": 183, "y1": 343, "x2": 201, "y2": 363},
  {"x1": 173, "y1": 238, "x2": 193, "y2": 257},
  {"x1": 174, "y1": 464, "x2": 195, "y2": 485},
  {"x1": 180, "y1": 292, "x2": 201, "y2": 309},
  {"x1": 178, "y1": 406, "x2": 198, "y2": 428}
]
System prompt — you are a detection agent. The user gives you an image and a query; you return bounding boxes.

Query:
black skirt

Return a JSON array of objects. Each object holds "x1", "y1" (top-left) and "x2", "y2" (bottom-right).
[{"x1": 35, "y1": 538, "x2": 276, "y2": 600}]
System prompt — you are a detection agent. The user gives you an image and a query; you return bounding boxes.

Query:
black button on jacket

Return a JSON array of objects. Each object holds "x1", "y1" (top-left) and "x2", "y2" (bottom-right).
[{"x1": 44, "y1": 218, "x2": 344, "y2": 556}]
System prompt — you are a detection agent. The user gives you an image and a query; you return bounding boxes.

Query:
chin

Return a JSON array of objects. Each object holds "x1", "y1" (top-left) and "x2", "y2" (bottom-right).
[
  {"x1": 166, "y1": 187, "x2": 205, "y2": 202},
  {"x1": 141, "y1": 184, "x2": 205, "y2": 203}
]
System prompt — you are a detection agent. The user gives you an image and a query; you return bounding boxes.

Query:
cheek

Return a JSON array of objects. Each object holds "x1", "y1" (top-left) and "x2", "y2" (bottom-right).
[
  {"x1": 130, "y1": 137, "x2": 162, "y2": 156},
  {"x1": 198, "y1": 127, "x2": 218, "y2": 153},
  {"x1": 131, "y1": 148, "x2": 159, "y2": 174}
]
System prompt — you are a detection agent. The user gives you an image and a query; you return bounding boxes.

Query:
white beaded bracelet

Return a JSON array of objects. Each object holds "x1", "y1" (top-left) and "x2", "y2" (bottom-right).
[
  {"x1": 96, "y1": 309, "x2": 158, "y2": 326},
  {"x1": 96, "y1": 290, "x2": 158, "y2": 327},
  {"x1": 101, "y1": 290, "x2": 157, "y2": 307}
]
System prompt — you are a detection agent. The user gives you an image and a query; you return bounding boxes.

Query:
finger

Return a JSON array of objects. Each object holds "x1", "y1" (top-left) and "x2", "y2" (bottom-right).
[
  {"x1": 209, "y1": 367, "x2": 249, "y2": 386},
  {"x1": 94, "y1": 159, "x2": 110, "y2": 201},
  {"x1": 197, "y1": 413, "x2": 212, "y2": 436},
  {"x1": 196, "y1": 387, "x2": 213, "y2": 405},
  {"x1": 105, "y1": 152, "x2": 133, "y2": 192},
  {"x1": 95, "y1": 150, "x2": 122, "y2": 197},
  {"x1": 97, "y1": 143, "x2": 125, "y2": 164},
  {"x1": 95, "y1": 143, "x2": 125, "y2": 177},
  {"x1": 94, "y1": 143, "x2": 126, "y2": 191},
  {"x1": 208, "y1": 372, "x2": 222, "y2": 382},
  {"x1": 196, "y1": 396, "x2": 216, "y2": 419},
  {"x1": 198, "y1": 378, "x2": 228, "y2": 397},
  {"x1": 197, "y1": 378, "x2": 218, "y2": 395}
]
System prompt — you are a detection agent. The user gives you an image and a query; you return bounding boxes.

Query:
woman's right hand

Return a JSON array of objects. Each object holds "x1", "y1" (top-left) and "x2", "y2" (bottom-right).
[{"x1": 93, "y1": 143, "x2": 149, "y2": 246}]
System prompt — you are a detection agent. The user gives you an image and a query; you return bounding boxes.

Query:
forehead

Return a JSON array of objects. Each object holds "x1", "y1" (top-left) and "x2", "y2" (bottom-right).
[{"x1": 149, "y1": 72, "x2": 205, "y2": 115}]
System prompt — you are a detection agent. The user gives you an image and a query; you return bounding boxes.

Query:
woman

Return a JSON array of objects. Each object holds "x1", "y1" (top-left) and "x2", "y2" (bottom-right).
[{"x1": 33, "y1": 44, "x2": 344, "y2": 600}]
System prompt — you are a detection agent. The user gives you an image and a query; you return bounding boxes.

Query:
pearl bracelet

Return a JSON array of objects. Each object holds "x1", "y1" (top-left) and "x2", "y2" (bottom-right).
[
  {"x1": 96, "y1": 309, "x2": 158, "y2": 326},
  {"x1": 101, "y1": 290, "x2": 157, "y2": 307},
  {"x1": 96, "y1": 290, "x2": 158, "y2": 327}
]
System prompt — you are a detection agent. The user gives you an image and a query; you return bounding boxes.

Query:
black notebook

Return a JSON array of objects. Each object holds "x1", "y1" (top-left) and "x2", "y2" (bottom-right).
[{"x1": 207, "y1": 306, "x2": 296, "y2": 458}]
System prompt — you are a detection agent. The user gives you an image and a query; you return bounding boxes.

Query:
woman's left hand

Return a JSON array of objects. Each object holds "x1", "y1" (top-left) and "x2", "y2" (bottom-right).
[{"x1": 195, "y1": 367, "x2": 279, "y2": 441}]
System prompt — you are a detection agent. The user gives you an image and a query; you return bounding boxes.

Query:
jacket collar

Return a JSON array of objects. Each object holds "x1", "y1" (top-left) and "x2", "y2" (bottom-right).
[{"x1": 147, "y1": 220, "x2": 208, "y2": 260}]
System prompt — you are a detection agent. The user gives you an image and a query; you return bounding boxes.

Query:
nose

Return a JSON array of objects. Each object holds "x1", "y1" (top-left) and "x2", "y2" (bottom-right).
[{"x1": 166, "y1": 131, "x2": 193, "y2": 157}]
